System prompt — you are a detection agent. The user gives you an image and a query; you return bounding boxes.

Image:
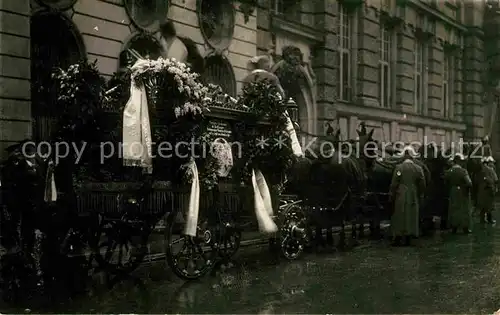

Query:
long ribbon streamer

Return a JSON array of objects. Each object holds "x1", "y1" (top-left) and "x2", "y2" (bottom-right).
[
  {"x1": 284, "y1": 112, "x2": 303, "y2": 157},
  {"x1": 184, "y1": 159, "x2": 200, "y2": 237},
  {"x1": 44, "y1": 160, "x2": 57, "y2": 202},
  {"x1": 123, "y1": 60, "x2": 153, "y2": 173},
  {"x1": 252, "y1": 168, "x2": 277, "y2": 233}
]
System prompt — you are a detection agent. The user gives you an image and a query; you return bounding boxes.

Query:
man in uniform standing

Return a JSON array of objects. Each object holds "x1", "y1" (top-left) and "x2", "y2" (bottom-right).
[
  {"x1": 445, "y1": 153, "x2": 473, "y2": 233},
  {"x1": 477, "y1": 156, "x2": 498, "y2": 224},
  {"x1": 389, "y1": 146, "x2": 426, "y2": 246}
]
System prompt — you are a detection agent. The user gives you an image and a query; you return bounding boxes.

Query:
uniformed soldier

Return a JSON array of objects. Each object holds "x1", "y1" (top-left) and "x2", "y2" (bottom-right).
[
  {"x1": 444, "y1": 153, "x2": 473, "y2": 233},
  {"x1": 389, "y1": 146, "x2": 426, "y2": 246},
  {"x1": 477, "y1": 156, "x2": 498, "y2": 224}
]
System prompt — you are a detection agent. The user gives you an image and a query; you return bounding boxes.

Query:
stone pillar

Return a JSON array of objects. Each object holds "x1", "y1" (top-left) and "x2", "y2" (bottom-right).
[
  {"x1": 357, "y1": 5, "x2": 379, "y2": 106},
  {"x1": 453, "y1": 48, "x2": 464, "y2": 122},
  {"x1": 390, "y1": 121, "x2": 399, "y2": 142},
  {"x1": 0, "y1": 0, "x2": 31, "y2": 160},
  {"x1": 462, "y1": 31, "x2": 485, "y2": 141},
  {"x1": 256, "y1": 0, "x2": 272, "y2": 56},
  {"x1": 462, "y1": 2, "x2": 485, "y2": 142},
  {"x1": 395, "y1": 22, "x2": 414, "y2": 112},
  {"x1": 349, "y1": 116, "x2": 359, "y2": 139},
  {"x1": 428, "y1": 37, "x2": 442, "y2": 118},
  {"x1": 312, "y1": 0, "x2": 337, "y2": 126}
]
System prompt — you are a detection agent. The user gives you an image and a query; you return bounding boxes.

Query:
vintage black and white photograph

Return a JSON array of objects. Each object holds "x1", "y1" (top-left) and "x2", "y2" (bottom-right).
[{"x1": 1, "y1": 0, "x2": 500, "y2": 313}]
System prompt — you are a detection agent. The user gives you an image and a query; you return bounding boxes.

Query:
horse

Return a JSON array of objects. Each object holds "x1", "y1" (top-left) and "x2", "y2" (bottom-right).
[{"x1": 286, "y1": 128, "x2": 375, "y2": 249}]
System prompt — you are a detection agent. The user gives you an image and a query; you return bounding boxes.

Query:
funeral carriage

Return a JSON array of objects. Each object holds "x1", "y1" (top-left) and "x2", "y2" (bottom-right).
[{"x1": 0, "y1": 52, "x2": 311, "y2": 299}]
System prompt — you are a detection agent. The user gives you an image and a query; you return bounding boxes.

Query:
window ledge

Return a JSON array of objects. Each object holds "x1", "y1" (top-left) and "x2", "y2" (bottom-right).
[
  {"x1": 335, "y1": 101, "x2": 467, "y2": 131},
  {"x1": 270, "y1": 14, "x2": 324, "y2": 44}
]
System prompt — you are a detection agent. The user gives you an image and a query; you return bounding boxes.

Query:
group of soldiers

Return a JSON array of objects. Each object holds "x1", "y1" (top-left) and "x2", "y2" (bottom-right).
[{"x1": 389, "y1": 147, "x2": 498, "y2": 246}]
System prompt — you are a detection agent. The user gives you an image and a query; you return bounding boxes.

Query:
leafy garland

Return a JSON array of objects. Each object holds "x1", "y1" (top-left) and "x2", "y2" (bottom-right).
[
  {"x1": 51, "y1": 59, "x2": 105, "y2": 144},
  {"x1": 233, "y1": 80, "x2": 295, "y2": 188},
  {"x1": 51, "y1": 60, "x2": 106, "y2": 184},
  {"x1": 51, "y1": 58, "x2": 295, "y2": 191}
]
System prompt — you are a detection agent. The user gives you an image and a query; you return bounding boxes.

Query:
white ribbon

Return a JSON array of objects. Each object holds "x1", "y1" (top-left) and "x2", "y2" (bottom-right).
[
  {"x1": 184, "y1": 159, "x2": 200, "y2": 237},
  {"x1": 284, "y1": 111, "x2": 303, "y2": 157},
  {"x1": 44, "y1": 160, "x2": 57, "y2": 202},
  {"x1": 122, "y1": 60, "x2": 153, "y2": 173},
  {"x1": 252, "y1": 168, "x2": 277, "y2": 233}
]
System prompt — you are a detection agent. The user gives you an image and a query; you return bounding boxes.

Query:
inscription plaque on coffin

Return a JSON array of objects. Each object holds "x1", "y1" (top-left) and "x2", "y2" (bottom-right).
[
  {"x1": 205, "y1": 119, "x2": 233, "y2": 141},
  {"x1": 204, "y1": 118, "x2": 235, "y2": 179}
]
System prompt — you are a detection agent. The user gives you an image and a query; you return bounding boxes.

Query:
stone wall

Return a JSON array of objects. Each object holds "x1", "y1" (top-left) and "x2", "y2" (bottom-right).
[
  {"x1": 0, "y1": 0, "x2": 31, "y2": 156},
  {"x1": 0, "y1": 0, "x2": 257, "y2": 160}
]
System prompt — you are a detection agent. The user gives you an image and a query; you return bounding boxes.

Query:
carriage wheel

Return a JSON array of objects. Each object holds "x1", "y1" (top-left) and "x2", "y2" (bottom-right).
[
  {"x1": 165, "y1": 209, "x2": 218, "y2": 280},
  {"x1": 217, "y1": 223, "x2": 241, "y2": 259},
  {"x1": 93, "y1": 214, "x2": 150, "y2": 275},
  {"x1": 279, "y1": 203, "x2": 308, "y2": 260}
]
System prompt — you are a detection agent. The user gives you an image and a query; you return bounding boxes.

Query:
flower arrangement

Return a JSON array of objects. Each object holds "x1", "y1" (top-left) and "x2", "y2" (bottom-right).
[
  {"x1": 51, "y1": 59, "x2": 105, "y2": 144},
  {"x1": 233, "y1": 80, "x2": 296, "y2": 186},
  {"x1": 130, "y1": 57, "x2": 210, "y2": 119}
]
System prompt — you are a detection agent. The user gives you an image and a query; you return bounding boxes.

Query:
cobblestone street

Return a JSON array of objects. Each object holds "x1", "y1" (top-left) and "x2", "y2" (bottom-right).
[{"x1": 5, "y1": 217, "x2": 497, "y2": 314}]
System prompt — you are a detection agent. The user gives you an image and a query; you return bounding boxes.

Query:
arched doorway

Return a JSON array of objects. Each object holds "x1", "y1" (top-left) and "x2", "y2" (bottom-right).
[
  {"x1": 272, "y1": 62, "x2": 316, "y2": 136},
  {"x1": 31, "y1": 12, "x2": 85, "y2": 141}
]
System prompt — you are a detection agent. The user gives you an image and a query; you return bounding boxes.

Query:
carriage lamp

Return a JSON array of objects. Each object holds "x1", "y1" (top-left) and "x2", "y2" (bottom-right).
[{"x1": 286, "y1": 97, "x2": 299, "y2": 124}]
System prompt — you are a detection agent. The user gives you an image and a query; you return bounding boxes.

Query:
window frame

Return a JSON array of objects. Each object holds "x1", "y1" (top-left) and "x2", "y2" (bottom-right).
[
  {"x1": 414, "y1": 39, "x2": 427, "y2": 114},
  {"x1": 379, "y1": 26, "x2": 392, "y2": 108},
  {"x1": 442, "y1": 53, "x2": 454, "y2": 118},
  {"x1": 338, "y1": 4, "x2": 352, "y2": 102}
]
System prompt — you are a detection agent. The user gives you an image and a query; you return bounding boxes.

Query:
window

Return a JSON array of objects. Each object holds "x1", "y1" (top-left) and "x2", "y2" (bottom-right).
[
  {"x1": 273, "y1": 0, "x2": 301, "y2": 20},
  {"x1": 414, "y1": 40, "x2": 426, "y2": 114},
  {"x1": 442, "y1": 54, "x2": 452, "y2": 117},
  {"x1": 202, "y1": 55, "x2": 236, "y2": 97},
  {"x1": 338, "y1": 5, "x2": 352, "y2": 102},
  {"x1": 379, "y1": 27, "x2": 392, "y2": 108},
  {"x1": 31, "y1": 13, "x2": 85, "y2": 141}
]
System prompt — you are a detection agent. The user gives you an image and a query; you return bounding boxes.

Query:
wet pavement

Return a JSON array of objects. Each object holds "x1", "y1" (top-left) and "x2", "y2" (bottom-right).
[
  {"x1": 3, "y1": 220, "x2": 500, "y2": 313},
  {"x1": 28, "y1": 219, "x2": 500, "y2": 313}
]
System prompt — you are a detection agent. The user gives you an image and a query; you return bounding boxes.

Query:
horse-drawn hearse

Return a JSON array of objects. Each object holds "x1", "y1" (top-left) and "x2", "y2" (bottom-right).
[
  {"x1": 0, "y1": 46, "x2": 491, "y2": 304},
  {"x1": 0, "y1": 53, "x2": 309, "y2": 302}
]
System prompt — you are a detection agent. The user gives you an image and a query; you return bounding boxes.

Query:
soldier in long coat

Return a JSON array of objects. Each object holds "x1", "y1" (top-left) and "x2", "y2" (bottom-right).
[
  {"x1": 445, "y1": 153, "x2": 472, "y2": 233},
  {"x1": 389, "y1": 147, "x2": 426, "y2": 246},
  {"x1": 477, "y1": 156, "x2": 498, "y2": 224}
]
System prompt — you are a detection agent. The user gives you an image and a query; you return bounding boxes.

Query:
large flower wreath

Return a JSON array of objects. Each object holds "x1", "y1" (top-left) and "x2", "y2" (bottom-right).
[
  {"x1": 233, "y1": 80, "x2": 296, "y2": 189},
  {"x1": 107, "y1": 57, "x2": 228, "y2": 187}
]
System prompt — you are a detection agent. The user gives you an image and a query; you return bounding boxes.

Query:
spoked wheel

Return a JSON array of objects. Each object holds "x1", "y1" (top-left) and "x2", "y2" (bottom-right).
[
  {"x1": 93, "y1": 214, "x2": 150, "y2": 274},
  {"x1": 279, "y1": 203, "x2": 308, "y2": 260},
  {"x1": 165, "y1": 209, "x2": 218, "y2": 280},
  {"x1": 216, "y1": 216, "x2": 241, "y2": 259}
]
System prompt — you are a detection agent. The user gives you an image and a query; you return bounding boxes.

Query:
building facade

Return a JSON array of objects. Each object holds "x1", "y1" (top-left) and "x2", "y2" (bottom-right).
[
  {"x1": 259, "y1": 0, "x2": 494, "y2": 148},
  {"x1": 0, "y1": 0, "x2": 497, "y2": 160}
]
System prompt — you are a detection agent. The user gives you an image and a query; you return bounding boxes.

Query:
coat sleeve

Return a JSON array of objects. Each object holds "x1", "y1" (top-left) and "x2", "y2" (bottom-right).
[
  {"x1": 491, "y1": 167, "x2": 498, "y2": 184},
  {"x1": 416, "y1": 164, "x2": 426, "y2": 196},
  {"x1": 389, "y1": 165, "x2": 401, "y2": 198},
  {"x1": 463, "y1": 168, "x2": 472, "y2": 187}
]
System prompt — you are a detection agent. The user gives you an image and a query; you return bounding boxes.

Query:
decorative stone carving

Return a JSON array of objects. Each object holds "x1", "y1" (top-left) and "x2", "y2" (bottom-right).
[
  {"x1": 198, "y1": 0, "x2": 235, "y2": 51},
  {"x1": 243, "y1": 55, "x2": 285, "y2": 98},
  {"x1": 380, "y1": 11, "x2": 403, "y2": 30},
  {"x1": 281, "y1": 46, "x2": 303, "y2": 66},
  {"x1": 238, "y1": 0, "x2": 258, "y2": 24}
]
